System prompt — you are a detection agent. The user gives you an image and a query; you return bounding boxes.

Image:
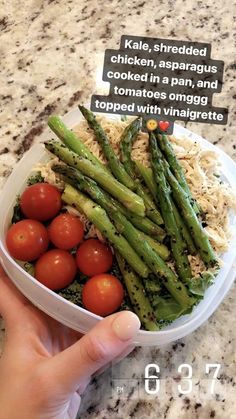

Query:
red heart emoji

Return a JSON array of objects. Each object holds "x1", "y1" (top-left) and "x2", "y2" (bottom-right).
[{"x1": 158, "y1": 121, "x2": 170, "y2": 131}]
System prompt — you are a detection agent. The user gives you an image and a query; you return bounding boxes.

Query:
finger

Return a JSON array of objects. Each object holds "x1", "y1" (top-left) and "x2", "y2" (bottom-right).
[{"x1": 48, "y1": 310, "x2": 140, "y2": 392}]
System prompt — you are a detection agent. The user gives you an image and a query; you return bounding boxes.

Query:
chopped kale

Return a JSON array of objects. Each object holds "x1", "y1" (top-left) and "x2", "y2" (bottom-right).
[
  {"x1": 11, "y1": 196, "x2": 24, "y2": 224},
  {"x1": 27, "y1": 172, "x2": 44, "y2": 186},
  {"x1": 58, "y1": 280, "x2": 83, "y2": 306},
  {"x1": 153, "y1": 296, "x2": 193, "y2": 323},
  {"x1": 109, "y1": 259, "x2": 123, "y2": 282},
  {"x1": 119, "y1": 297, "x2": 133, "y2": 311},
  {"x1": 23, "y1": 262, "x2": 35, "y2": 276},
  {"x1": 187, "y1": 271, "x2": 217, "y2": 297}
]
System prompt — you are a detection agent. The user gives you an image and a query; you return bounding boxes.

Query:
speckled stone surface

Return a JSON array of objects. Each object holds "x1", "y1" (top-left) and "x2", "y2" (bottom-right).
[{"x1": 0, "y1": 1, "x2": 235, "y2": 418}]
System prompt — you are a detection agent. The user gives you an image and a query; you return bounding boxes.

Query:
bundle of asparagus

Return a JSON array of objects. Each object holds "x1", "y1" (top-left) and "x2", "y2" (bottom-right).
[{"x1": 46, "y1": 108, "x2": 219, "y2": 331}]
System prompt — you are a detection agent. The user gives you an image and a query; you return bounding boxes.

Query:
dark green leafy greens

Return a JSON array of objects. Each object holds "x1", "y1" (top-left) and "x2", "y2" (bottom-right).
[
  {"x1": 27, "y1": 172, "x2": 44, "y2": 186},
  {"x1": 58, "y1": 281, "x2": 84, "y2": 306},
  {"x1": 186, "y1": 271, "x2": 217, "y2": 297},
  {"x1": 23, "y1": 262, "x2": 35, "y2": 276},
  {"x1": 11, "y1": 196, "x2": 24, "y2": 224},
  {"x1": 153, "y1": 297, "x2": 191, "y2": 323}
]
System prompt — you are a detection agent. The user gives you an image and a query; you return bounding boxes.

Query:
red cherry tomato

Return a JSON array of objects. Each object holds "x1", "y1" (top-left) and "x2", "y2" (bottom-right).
[
  {"x1": 48, "y1": 213, "x2": 84, "y2": 250},
  {"x1": 6, "y1": 219, "x2": 49, "y2": 261},
  {"x1": 35, "y1": 249, "x2": 77, "y2": 290},
  {"x1": 20, "y1": 183, "x2": 62, "y2": 221},
  {"x1": 76, "y1": 239, "x2": 113, "y2": 276},
  {"x1": 158, "y1": 121, "x2": 170, "y2": 131},
  {"x1": 82, "y1": 274, "x2": 124, "y2": 316}
]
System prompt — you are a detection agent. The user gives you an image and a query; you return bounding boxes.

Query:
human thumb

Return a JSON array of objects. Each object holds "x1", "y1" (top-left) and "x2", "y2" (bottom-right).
[{"x1": 49, "y1": 310, "x2": 140, "y2": 392}]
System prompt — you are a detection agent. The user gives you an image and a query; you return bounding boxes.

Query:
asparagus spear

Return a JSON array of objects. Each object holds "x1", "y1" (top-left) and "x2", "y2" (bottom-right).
[
  {"x1": 138, "y1": 231, "x2": 170, "y2": 261},
  {"x1": 48, "y1": 116, "x2": 109, "y2": 173},
  {"x1": 125, "y1": 213, "x2": 165, "y2": 240},
  {"x1": 113, "y1": 203, "x2": 165, "y2": 242},
  {"x1": 165, "y1": 165, "x2": 218, "y2": 267},
  {"x1": 45, "y1": 140, "x2": 145, "y2": 217},
  {"x1": 119, "y1": 117, "x2": 163, "y2": 225},
  {"x1": 79, "y1": 106, "x2": 163, "y2": 226},
  {"x1": 62, "y1": 184, "x2": 149, "y2": 278},
  {"x1": 53, "y1": 164, "x2": 169, "y2": 260},
  {"x1": 119, "y1": 117, "x2": 142, "y2": 174},
  {"x1": 78, "y1": 105, "x2": 135, "y2": 189},
  {"x1": 135, "y1": 160, "x2": 197, "y2": 255},
  {"x1": 157, "y1": 133, "x2": 201, "y2": 215},
  {"x1": 150, "y1": 133, "x2": 193, "y2": 283},
  {"x1": 116, "y1": 253, "x2": 159, "y2": 331},
  {"x1": 135, "y1": 184, "x2": 163, "y2": 225},
  {"x1": 170, "y1": 201, "x2": 196, "y2": 255}
]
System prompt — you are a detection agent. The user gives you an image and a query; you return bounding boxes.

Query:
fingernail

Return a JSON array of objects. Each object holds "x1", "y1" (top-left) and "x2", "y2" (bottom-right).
[{"x1": 112, "y1": 311, "x2": 141, "y2": 341}]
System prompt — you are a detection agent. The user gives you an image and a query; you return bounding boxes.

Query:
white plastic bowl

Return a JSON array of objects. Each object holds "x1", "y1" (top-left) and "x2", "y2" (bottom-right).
[{"x1": 0, "y1": 108, "x2": 236, "y2": 346}]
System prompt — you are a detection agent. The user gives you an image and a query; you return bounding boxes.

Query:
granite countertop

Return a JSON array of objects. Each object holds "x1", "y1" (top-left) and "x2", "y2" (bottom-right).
[{"x1": 0, "y1": 1, "x2": 235, "y2": 418}]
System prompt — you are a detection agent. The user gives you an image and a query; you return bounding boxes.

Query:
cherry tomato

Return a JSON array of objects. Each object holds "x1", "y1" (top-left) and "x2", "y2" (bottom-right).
[
  {"x1": 6, "y1": 219, "x2": 49, "y2": 261},
  {"x1": 48, "y1": 213, "x2": 84, "y2": 250},
  {"x1": 158, "y1": 121, "x2": 170, "y2": 131},
  {"x1": 76, "y1": 239, "x2": 113, "y2": 276},
  {"x1": 35, "y1": 249, "x2": 77, "y2": 290},
  {"x1": 82, "y1": 274, "x2": 124, "y2": 316},
  {"x1": 20, "y1": 183, "x2": 62, "y2": 221}
]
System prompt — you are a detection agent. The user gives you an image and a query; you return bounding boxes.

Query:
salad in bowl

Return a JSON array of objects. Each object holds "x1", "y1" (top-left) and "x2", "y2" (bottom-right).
[{"x1": 1, "y1": 104, "x2": 236, "y2": 344}]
